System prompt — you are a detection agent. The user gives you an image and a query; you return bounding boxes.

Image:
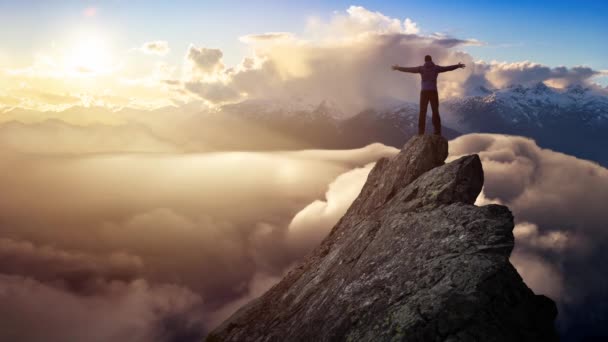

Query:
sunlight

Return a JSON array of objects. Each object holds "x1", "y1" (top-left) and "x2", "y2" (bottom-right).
[{"x1": 64, "y1": 32, "x2": 113, "y2": 76}]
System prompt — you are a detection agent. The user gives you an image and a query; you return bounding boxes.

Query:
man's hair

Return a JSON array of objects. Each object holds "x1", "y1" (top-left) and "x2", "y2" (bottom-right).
[{"x1": 424, "y1": 55, "x2": 432, "y2": 62}]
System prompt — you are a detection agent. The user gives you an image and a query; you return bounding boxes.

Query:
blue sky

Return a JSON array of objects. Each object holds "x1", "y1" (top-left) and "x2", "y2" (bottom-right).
[{"x1": 1, "y1": 0, "x2": 606, "y2": 71}]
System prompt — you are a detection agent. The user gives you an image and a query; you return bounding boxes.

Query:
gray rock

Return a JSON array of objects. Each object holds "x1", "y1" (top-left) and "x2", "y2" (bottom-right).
[{"x1": 207, "y1": 135, "x2": 558, "y2": 342}]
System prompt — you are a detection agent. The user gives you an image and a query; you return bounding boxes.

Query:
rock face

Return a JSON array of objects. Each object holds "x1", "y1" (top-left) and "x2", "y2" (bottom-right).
[{"x1": 207, "y1": 135, "x2": 559, "y2": 342}]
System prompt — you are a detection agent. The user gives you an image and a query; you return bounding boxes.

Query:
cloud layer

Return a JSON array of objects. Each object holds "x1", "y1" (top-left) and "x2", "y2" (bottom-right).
[
  {"x1": 0, "y1": 131, "x2": 397, "y2": 340},
  {"x1": 1, "y1": 121, "x2": 606, "y2": 339}
]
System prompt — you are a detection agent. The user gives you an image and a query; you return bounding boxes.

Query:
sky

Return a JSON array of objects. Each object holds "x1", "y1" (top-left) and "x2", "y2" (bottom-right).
[
  {"x1": 0, "y1": 0, "x2": 607, "y2": 113},
  {"x1": 2, "y1": 0, "x2": 607, "y2": 68}
]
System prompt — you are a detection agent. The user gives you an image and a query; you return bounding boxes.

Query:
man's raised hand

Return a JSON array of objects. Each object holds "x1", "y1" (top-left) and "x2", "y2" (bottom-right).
[
  {"x1": 392, "y1": 64, "x2": 400, "y2": 70},
  {"x1": 458, "y1": 62, "x2": 466, "y2": 69}
]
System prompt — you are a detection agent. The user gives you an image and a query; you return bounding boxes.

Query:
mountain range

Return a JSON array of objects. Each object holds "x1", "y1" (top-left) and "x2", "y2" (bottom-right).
[
  {"x1": 220, "y1": 83, "x2": 608, "y2": 165},
  {"x1": 443, "y1": 83, "x2": 608, "y2": 165}
]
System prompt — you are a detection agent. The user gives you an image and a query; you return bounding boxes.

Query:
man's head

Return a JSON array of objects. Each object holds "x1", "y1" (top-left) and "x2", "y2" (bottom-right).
[{"x1": 424, "y1": 55, "x2": 432, "y2": 62}]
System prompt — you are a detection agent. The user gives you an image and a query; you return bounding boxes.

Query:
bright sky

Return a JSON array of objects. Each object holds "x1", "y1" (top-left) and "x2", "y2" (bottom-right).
[{"x1": 1, "y1": 0, "x2": 606, "y2": 112}]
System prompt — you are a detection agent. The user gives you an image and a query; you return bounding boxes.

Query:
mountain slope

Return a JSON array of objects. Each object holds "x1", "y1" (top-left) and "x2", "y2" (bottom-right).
[{"x1": 207, "y1": 135, "x2": 558, "y2": 342}]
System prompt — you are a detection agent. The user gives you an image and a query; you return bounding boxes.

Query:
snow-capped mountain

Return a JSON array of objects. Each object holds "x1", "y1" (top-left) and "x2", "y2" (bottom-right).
[
  {"x1": 443, "y1": 83, "x2": 608, "y2": 165},
  {"x1": 444, "y1": 83, "x2": 608, "y2": 128}
]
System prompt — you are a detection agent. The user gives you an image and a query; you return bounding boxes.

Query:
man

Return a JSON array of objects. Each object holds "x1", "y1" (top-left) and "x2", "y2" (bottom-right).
[{"x1": 392, "y1": 55, "x2": 465, "y2": 135}]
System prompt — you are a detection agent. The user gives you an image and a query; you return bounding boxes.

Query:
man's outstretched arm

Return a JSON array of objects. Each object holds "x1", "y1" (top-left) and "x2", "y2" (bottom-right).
[
  {"x1": 437, "y1": 62, "x2": 466, "y2": 73},
  {"x1": 392, "y1": 65, "x2": 420, "y2": 73}
]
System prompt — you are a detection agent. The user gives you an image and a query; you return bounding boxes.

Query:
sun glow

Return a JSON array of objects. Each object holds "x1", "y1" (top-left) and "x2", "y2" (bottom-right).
[{"x1": 64, "y1": 32, "x2": 114, "y2": 76}]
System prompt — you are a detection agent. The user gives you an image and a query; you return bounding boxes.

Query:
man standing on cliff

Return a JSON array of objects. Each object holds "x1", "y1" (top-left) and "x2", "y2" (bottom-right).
[{"x1": 392, "y1": 55, "x2": 465, "y2": 136}]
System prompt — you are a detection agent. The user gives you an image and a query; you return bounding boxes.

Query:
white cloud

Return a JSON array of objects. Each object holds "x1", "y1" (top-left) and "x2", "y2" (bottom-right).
[
  {"x1": 404, "y1": 18, "x2": 420, "y2": 34},
  {"x1": 286, "y1": 163, "x2": 376, "y2": 254},
  {"x1": 140, "y1": 41, "x2": 170, "y2": 56}
]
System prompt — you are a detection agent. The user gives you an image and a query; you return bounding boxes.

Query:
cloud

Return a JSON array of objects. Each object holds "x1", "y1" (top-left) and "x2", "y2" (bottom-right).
[
  {"x1": 304, "y1": 6, "x2": 423, "y2": 39},
  {"x1": 286, "y1": 163, "x2": 376, "y2": 255},
  {"x1": 239, "y1": 32, "x2": 294, "y2": 43},
  {"x1": 184, "y1": 80, "x2": 240, "y2": 103},
  {"x1": 509, "y1": 251, "x2": 564, "y2": 300},
  {"x1": 0, "y1": 238, "x2": 143, "y2": 294},
  {"x1": 404, "y1": 18, "x2": 420, "y2": 35},
  {"x1": 0, "y1": 274, "x2": 205, "y2": 342},
  {"x1": 174, "y1": 5, "x2": 605, "y2": 112},
  {"x1": 1, "y1": 121, "x2": 606, "y2": 338},
  {"x1": 479, "y1": 61, "x2": 601, "y2": 88},
  {"x1": 186, "y1": 45, "x2": 224, "y2": 74},
  {"x1": 184, "y1": 35, "x2": 476, "y2": 109},
  {"x1": 140, "y1": 41, "x2": 170, "y2": 56}
]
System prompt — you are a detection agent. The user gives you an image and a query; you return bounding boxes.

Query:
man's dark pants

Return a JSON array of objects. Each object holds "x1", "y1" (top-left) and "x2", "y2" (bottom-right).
[{"x1": 419, "y1": 90, "x2": 441, "y2": 135}]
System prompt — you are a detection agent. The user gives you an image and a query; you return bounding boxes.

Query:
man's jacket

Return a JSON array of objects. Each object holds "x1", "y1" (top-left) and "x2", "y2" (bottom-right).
[{"x1": 395, "y1": 61, "x2": 460, "y2": 91}]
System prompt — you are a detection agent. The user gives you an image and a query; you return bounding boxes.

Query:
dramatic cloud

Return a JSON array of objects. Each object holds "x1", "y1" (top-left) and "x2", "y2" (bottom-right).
[
  {"x1": 140, "y1": 41, "x2": 170, "y2": 56},
  {"x1": 177, "y1": 6, "x2": 482, "y2": 109},
  {"x1": 176, "y1": 5, "x2": 601, "y2": 113}
]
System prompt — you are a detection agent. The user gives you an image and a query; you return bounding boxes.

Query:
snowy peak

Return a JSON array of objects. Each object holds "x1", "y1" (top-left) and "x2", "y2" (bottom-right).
[{"x1": 447, "y1": 82, "x2": 608, "y2": 119}]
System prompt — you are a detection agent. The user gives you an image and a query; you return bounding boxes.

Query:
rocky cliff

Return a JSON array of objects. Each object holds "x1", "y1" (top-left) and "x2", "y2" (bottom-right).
[{"x1": 207, "y1": 135, "x2": 558, "y2": 342}]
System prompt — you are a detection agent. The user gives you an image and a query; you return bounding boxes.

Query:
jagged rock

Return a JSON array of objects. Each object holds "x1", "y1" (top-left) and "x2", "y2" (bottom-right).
[{"x1": 207, "y1": 135, "x2": 558, "y2": 342}]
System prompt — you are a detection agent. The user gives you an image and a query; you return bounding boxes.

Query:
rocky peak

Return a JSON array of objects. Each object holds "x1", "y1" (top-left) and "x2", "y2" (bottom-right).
[
  {"x1": 530, "y1": 81, "x2": 552, "y2": 95},
  {"x1": 207, "y1": 135, "x2": 558, "y2": 342}
]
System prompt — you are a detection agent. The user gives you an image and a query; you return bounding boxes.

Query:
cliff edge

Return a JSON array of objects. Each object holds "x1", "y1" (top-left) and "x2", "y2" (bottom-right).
[{"x1": 208, "y1": 135, "x2": 558, "y2": 342}]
